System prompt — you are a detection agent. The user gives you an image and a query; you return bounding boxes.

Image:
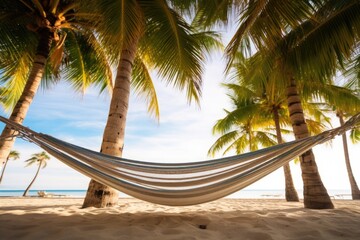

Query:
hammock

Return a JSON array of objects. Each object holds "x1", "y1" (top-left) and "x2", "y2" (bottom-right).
[{"x1": 0, "y1": 113, "x2": 359, "y2": 206}]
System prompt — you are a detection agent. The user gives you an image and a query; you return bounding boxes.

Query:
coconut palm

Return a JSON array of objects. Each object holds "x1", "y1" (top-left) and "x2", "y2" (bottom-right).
[
  {"x1": 198, "y1": 0, "x2": 360, "y2": 209},
  {"x1": 81, "y1": 1, "x2": 222, "y2": 208},
  {"x1": 0, "y1": 150, "x2": 20, "y2": 184},
  {"x1": 22, "y1": 151, "x2": 50, "y2": 197},
  {"x1": 223, "y1": 50, "x2": 333, "y2": 202},
  {"x1": 228, "y1": 53, "x2": 300, "y2": 201},
  {"x1": 310, "y1": 82, "x2": 360, "y2": 200},
  {"x1": 208, "y1": 93, "x2": 281, "y2": 156},
  {"x1": 0, "y1": 0, "x2": 112, "y2": 166},
  {"x1": 337, "y1": 111, "x2": 360, "y2": 199}
]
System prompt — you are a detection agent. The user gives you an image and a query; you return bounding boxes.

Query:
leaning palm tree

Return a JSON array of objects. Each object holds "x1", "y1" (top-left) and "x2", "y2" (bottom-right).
[
  {"x1": 22, "y1": 151, "x2": 50, "y2": 197},
  {"x1": 0, "y1": 0, "x2": 112, "y2": 166},
  {"x1": 81, "y1": 1, "x2": 221, "y2": 208},
  {"x1": 0, "y1": 150, "x2": 20, "y2": 184}
]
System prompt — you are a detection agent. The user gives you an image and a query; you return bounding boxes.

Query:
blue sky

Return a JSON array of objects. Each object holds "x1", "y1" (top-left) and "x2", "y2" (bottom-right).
[{"x1": 0, "y1": 56, "x2": 359, "y2": 194}]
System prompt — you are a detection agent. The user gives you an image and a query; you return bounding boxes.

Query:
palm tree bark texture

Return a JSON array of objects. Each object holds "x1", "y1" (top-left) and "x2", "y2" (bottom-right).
[
  {"x1": 82, "y1": 40, "x2": 138, "y2": 208},
  {"x1": 273, "y1": 107, "x2": 299, "y2": 202},
  {"x1": 286, "y1": 78, "x2": 333, "y2": 209},
  {"x1": 0, "y1": 29, "x2": 53, "y2": 165}
]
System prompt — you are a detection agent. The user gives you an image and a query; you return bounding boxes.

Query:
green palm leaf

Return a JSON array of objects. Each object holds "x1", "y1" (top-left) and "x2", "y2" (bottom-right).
[
  {"x1": 350, "y1": 127, "x2": 360, "y2": 144},
  {"x1": 208, "y1": 130, "x2": 241, "y2": 157},
  {"x1": 132, "y1": 56, "x2": 160, "y2": 120},
  {"x1": 141, "y1": 1, "x2": 203, "y2": 103},
  {"x1": 96, "y1": 0, "x2": 143, "y2": 61}
]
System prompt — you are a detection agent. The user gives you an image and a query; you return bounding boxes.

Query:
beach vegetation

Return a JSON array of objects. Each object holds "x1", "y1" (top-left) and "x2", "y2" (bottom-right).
[
  {"x1": 22, "y1": 151, "x2": 50, "y2": 197},
  {"x1": 310, "y1": 81, "x2": 360, "y2": 200},
  {"x1": 81, "y1": 1, "x2": 221, "y2": 208},
  {"x1": 0, "y1": 150, "x2": 20, "y2": 184},
  {"x1": 198, "y1": 0, "x2": 360, "y2": 209},
  {"x1": 0, "y1": 0, "x2": 112, "y2": 168}
]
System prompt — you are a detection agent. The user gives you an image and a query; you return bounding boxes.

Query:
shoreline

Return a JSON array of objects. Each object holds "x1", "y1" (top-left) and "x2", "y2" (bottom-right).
[
  {"x1": 1, "y1": 198, "x2": 359, "y2": 239},
  {"x1": 0, "y1": 189, "x2": 355, "y2": 200}
]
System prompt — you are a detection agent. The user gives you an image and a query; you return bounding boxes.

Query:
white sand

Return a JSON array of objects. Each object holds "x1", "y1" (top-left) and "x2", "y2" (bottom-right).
[{"x1": 1, "y1": 197, "x2": 359, "y2": 240}]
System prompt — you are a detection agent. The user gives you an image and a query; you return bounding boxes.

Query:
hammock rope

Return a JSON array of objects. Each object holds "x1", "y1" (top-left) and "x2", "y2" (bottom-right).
[{"x1": 0, "y1": 113, "x2": 358, "y2": 206}]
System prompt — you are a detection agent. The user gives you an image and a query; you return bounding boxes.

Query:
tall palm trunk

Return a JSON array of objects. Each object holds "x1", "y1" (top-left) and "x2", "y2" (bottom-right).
[
  {"x1": 286, "y1": 78, "x2": 333, "y2": 209},
  {"x1": 0, "y1": 29, "x2": 53, "y2": 164},
  {"x1": 0, "y1": 156, "x2": 10, "y2": 184},
  {"x1": 82, "y1": 39, "x2": 139, "y2": 208},
  {"x1": 273, "y1": 107, "x2": 299, "y2": 202},
  {"x1": 23, "y1": 161, "x2": 42, "y2": 197},
  {"x1": 337, "y1": 111, "x2": 360, "y2": 200}
]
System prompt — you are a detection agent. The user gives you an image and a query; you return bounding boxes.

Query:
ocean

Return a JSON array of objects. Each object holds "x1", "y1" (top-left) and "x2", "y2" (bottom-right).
[{"x1": 0, "y1": 189, "x2": 353, "y2": 199}]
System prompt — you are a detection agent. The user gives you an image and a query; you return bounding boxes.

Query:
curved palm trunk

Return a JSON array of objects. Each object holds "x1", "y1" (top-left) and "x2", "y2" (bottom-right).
[
  {"x1": 286, "y1": 78, "x2": 333, "y2": 209},
  {"x1": 0, "y1": 157, "x2": 10, "y2": 184},
  {"x1": 82, "y1": 40, "x2": 139, "y2": 208},
  {"x1": 337, "y1": 112, "x2": 360, "y2": 200},
  {"x1": 0, "y1": 29, "x2": 53, "y2": 164},
  {"x1": 23, "y1": 162, "x2": 42, "y2": 197},
  {"x1": 273, "y1": 108, "x2": 299, "y2": 202}
]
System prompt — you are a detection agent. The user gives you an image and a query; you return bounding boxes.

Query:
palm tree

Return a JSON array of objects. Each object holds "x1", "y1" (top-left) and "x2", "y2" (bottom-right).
[
  {"x1": 22, "y1": 151, "x2": 50, "y2": 197},
  {"x1": 209, "y1": 80, "x2": 302, "y2": 201},
  {"x1": 337, "y1": 111, "x2": 360, "y2": 199},
  {"x1": 229, "y1": 54, "x2": 301, "y2": 201},
  {"x1": 311, "y1": 82, "x2": 360, "y2": 200},
  {"x1": 0, "y1": 0, "x2": 112, "y2": 166},
  {"x1": 198, "y1": 0, "x2": 360, "y2": 209},
  {"x1": 208, "y1": 97, "x2": 280, "y2": 156},
  {"x1": 0, "y1": 150, "x2": 20, "y2": 184},
  {"x1": 82, "y1": 1, "x2": 221, "y2": 208}
]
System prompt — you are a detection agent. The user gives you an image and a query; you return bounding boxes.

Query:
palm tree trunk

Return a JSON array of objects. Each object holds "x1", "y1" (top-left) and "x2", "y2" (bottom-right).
[
  {"x1": 0, "y1": 157, "x2": 9, "y2": 184},
  {"x1": 286, "y1": 78, "x2": 333, "y2": 209},
  {"x1": 82, "y1": 39, "x2": 139, "y2": 208},
  {"x1": 273, "y1": 108, "x2": 299, "y2": 202},
  {"x1": 23, "y1": 162, "x2": 42, "y2": 197},
  {"x1": 0, "y1": 29, "x2": 53, "y2": 165},
  {"x1": 337, "y1": 112, "x2": 360, "y2": 200}
]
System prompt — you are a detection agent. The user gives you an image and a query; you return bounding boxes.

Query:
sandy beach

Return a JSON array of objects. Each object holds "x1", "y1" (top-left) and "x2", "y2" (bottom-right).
[{"x1": 1, "y1": 198, "x2": 359, "y2": 240}]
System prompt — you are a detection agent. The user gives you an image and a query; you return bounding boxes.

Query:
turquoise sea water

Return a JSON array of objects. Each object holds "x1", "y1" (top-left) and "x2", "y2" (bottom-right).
[
  {"x1": 0, "y1": 190, "x2": 87, "y2": 197},
  {"x1": 0, "y1": 189, "x2": 352, "y2": 199}
]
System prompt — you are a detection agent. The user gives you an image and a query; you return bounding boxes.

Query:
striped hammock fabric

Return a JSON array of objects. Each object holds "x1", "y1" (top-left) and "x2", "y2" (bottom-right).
[{"x1": 0, "y1": 113, "x2": 359, "y2": 206}]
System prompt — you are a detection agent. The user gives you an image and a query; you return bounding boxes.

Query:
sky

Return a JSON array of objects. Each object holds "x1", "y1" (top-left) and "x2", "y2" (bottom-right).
[{"x1": 0, "y1": 54, "x2": 359, "y2": 195}]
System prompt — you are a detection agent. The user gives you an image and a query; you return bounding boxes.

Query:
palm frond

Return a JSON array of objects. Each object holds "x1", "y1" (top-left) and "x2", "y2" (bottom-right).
[
  {"x1": 208, "y1": 130, "x2": 241, "y2": 157},
  {"x1": 225, "y1": 0, "x2": 318, "y2": 69},
  {"x1": 287, "y1": 1, "x2": 360, "y2": 81},
  {"x1": 96, "y1": 0, "x2": 144, "y2": 61},
  {"x1": 306, "y1": 119, "x2": 328, "y2": 136},
  {"x1": 62, "y1": 30, "x2": 88, "y2": 93},
  {"x1": 195, "y1": 0, "x2": 241, "y2": 27},
  {"x1": 350, "y1": 127, "x2": 360, "y2": 144},
  {"x1": 0, "y1": 52, "x2": 33, "y2": 110},
  {"x1": 132, "y1": 56, "x2": 160, "y2": 120},
  {"x1": 61, "y1": 30, "x2": 112, "y2": 94},
  {"x1": 233, "y1": 134, "x2": 251, "y2": 154},
  {"x1": 254, "y1": 131, "x2": 278, "y2": 148},
  {"x1": 212, "y1": 104, "x2": 260, "y2": 134},
  {"x1": 8, "y1": 150, "x2": 20, "y2": 160},
  {"x1": 140, "y1": 0, "x2": 204, "y2": 104}
]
